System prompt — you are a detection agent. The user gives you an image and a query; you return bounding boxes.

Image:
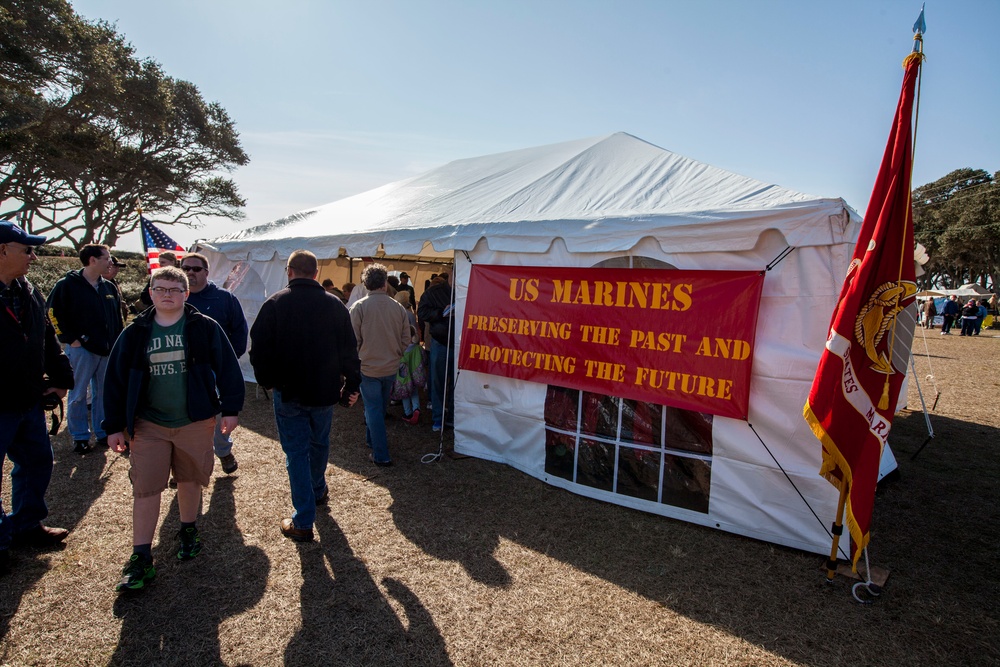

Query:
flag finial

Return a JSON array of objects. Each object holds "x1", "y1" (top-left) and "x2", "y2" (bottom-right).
[{"x1": 912, "y1": 4, "x2": 926, "y2": 53}]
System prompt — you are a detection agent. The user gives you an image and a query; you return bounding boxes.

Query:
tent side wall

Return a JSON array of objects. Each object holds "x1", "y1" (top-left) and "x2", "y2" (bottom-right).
[{"x1": 450, "y1": 232, "x2": 852, "y2": 556}]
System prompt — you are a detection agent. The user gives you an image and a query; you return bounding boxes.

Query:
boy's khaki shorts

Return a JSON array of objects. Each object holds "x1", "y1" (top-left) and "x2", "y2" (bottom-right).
[{"x1": 129, "y1": 418, "x2": 216, "y2": 497}]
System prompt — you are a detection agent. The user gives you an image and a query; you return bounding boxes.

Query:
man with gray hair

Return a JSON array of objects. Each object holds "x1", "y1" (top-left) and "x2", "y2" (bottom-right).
[{"x1": 349, "y1": 263, "x2": 411, "y2": 466}]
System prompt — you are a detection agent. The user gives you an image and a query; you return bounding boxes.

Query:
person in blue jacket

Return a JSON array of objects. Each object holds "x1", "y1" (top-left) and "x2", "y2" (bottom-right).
[
  {"x1": 103, "y1": 266, "x2": 244, "y2": 592},
  {"x1": 180, "y1": 252, "x2": 248, "y2": 474},
  {"x1": 940, "y1": 295, "x2": 960, "y2": 335}
]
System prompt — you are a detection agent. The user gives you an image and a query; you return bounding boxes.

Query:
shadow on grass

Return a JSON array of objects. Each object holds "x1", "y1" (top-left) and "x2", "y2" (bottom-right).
[
  {"x1": 0, "y1": 430, "x2": 115, "y2": 644},
  {"x1": 340, "y1": 405, "x2": 1000, "y2": 667},
  {"x1": 108, "y1": 476, "x2": 268, "y2": 667},
  {"x1": 284, "y1": 510, "x2": 452, "y2": 666}
]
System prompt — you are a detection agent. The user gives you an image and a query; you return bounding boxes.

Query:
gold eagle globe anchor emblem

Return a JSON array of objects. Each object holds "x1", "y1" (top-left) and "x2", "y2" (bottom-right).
[{"x1": 854, "y1": 281, "x2": 918, "y2": 375}]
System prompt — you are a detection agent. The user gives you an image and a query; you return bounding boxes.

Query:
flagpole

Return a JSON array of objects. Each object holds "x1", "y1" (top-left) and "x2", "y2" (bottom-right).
[{"x1": 825, "y1": 482, "x2": 848, "y2": 581}]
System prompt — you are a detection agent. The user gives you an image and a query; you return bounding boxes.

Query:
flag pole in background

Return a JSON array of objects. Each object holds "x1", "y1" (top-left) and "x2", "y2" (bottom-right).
[{"x1": 803, "y1": 8, "x2": 925, "y2": 594}]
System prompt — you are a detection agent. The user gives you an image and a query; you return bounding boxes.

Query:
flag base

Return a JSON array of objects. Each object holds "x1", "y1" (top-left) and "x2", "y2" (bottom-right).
[{"x1": 820, "y1": 561, "x2": 891, "y2": 588}]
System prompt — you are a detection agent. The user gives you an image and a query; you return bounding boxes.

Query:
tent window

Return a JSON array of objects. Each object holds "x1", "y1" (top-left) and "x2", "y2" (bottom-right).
[{"x1": 542, "y1": 254, "x2": 714, "y2": 513}]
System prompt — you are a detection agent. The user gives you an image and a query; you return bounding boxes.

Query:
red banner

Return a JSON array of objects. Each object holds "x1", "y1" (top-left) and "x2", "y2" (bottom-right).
[{"x1": 459, "y1": 265, "x2": 764, "y2": 420}]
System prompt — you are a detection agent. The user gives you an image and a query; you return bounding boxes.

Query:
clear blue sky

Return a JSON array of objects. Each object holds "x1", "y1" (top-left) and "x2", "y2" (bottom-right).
[{"x1": 69, "y1": 0, "x2": 998, "y2": 252}]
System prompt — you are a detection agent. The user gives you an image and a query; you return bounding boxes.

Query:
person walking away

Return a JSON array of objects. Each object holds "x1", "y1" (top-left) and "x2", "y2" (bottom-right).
[
  {"x1": 47, "y1": 244, "x2": 123, "y2": 453},
  {"x1": 181, "y1": 253, "x2": 248, "y2": 474},
  {"x1": 974, "y1": 300, "x2": 988, "y2": 335},
  {"x1": 0, "y1": 221, "x2": 74, "y2": 575},
  {"x1": 350, "y1": 264, "x2": 411, "y2": 466},
  {"x1": 941, "y1": 295, "x2": 960, "y2": 335},
  {"x1": 418, "y1": 272, "x2": 455, "y2": 431},
  {"x1": 103, "y1": 266, "x2": 244, "y2": 592},
  {"x1": 921, "y1": 297, "x2": 936, "y2": 329},
  {"x1": 393, "y1": 291, "x2": 424, "y2": 423},
  {"x1": 959, "y1": 299, "x2": 978, "y2": 336},
  {"x1": 250, "y1": 250, "x2": 361, "y2": 542}
]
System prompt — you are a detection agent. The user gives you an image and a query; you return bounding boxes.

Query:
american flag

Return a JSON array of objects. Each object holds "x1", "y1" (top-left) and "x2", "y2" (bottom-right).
[{"x1": 141, "y1": 216, "x2": 185, "y2": 273}]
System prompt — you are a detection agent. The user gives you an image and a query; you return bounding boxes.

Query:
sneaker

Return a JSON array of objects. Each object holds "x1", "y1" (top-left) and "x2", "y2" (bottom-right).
[
  {"x1": 403, "y1": 409, "x2": 420, "y2": 426},
  {"x1": 432, "y1": 421, "x2": 442, "y2": 432},
  {"x1": 168, "y1": 477, "x2": 178, "y2": 489},
  {"x1": 280, "y1": 518, "x2": 314, "y2": 542},
  {"x1": 116, "y1": 554, "x2": 156, "y2": 592},
  {"x1": 177, "y1": 526, "x2": 202, "y2": 560},
  {"x1": 219, "y1": 453, "x2": 238, "y2": 474},
  {"x1": 73, "y1": 439, "x2": 91, "y2": 454}
]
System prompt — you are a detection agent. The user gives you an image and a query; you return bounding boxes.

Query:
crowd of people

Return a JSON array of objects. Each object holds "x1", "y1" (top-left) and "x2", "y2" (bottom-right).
[
  {"x1": 920, "y1": 294, "x2": 993, "y2": 336},
  {"x1": 1, "y1": 220, "x2": 456, "y2": 593}
]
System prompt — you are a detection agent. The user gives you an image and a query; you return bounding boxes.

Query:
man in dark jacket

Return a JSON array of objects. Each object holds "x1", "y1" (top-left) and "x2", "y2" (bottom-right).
[
  {"x1": 0, "y1": 221, "x2": 74, "y2": 575},
  {"x1": 47, "y1": 244, "x2": 123, "y2": 454},
  {"x1": 417, "y1": 272, "x2": 455, "y2": 431},
  {"x1": 181, "y1": 252, "x2": 248, "y2": 474},
  {"x1": 103, "y1": 266, "x2": 244, "y2": 592},
  {"x1": 940, "y1": 295, "x2": 960, "y2": 335},
  {"x1": 250, "y1": 250, "x2": 361, "y2": 543}
]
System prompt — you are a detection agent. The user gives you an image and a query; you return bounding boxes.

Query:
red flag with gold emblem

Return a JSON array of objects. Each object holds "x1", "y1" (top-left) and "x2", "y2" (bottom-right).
[{"x1": 803, "y1": 51, "x2": 922, "y2": 569}]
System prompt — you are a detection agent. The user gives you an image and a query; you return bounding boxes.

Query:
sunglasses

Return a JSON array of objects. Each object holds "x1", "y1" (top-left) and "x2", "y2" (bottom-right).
[
  {"x1": 3, "y1": 244, "x2": 35, "y2": 256},
  {"x1": 181, "y1": 265, "x2": 205, "y2": 273}
]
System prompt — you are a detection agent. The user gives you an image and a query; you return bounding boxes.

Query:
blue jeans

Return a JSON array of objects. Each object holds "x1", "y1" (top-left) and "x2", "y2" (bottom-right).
[
  {"x1": 213, "y1": 416, "x2": 232, "y2": 458},
  {"x1": 65, "y1": 346, "x2": 109, "y2": 441},
  {"x1": 402, "y1": 393, "x2": 420, "y2": 416},
  {"x1": 429, "y1": 339, "x2": 454, "y2": 426},
  {"x1": 360, "y1": 374, "x2": 394, "y2": 464},
  {"x1": 0, "y1": 405, "x2": 54, "y2": 550},
  {"x1": 272, "y1": 391, "x2": 334, "y2": 530}
]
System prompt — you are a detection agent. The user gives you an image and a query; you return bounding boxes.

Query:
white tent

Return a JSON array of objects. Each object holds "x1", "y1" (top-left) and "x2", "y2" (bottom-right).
[{"x1": 198, "y1": 132, "x2": 881, "y2": 557}]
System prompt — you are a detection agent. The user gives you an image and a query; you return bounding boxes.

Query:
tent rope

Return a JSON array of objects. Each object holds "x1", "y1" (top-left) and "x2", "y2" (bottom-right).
[
  {"x1": 765, "y1": 246, "x2": 795, "y2": 272},
  {"x1": 746, "y1": 422, "x2": 851, "y2": 563}
]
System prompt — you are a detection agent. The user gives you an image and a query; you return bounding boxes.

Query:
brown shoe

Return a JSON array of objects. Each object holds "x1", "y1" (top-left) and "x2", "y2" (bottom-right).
[
  {"x1": 12, "y1": 525, "x2": 69, "y2": 549},
  {"x1": 280, "y1": 518, "x2": 313, "y2": 542}
]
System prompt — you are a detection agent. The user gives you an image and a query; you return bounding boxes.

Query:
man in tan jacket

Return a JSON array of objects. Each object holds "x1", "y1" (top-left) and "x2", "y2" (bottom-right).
[{"x1": 349, "y1": 263, "x2": 411, "y2": 466}]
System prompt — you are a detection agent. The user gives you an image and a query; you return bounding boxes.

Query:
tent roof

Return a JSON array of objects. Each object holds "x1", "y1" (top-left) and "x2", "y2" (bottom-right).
[{"x1": 201, "y1": 132, "x2": 858, "y2": 261}]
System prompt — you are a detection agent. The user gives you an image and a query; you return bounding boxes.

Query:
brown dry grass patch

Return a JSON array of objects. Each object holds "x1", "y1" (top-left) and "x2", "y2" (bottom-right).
[{"x1": 2, "y1": 331, "x2": 998, "y2": 666}]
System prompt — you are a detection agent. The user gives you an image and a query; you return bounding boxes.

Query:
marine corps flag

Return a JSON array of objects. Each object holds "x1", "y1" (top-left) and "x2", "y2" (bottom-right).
[{"x1": 804, "y1": 48, "x2": 923, "y2": 570}]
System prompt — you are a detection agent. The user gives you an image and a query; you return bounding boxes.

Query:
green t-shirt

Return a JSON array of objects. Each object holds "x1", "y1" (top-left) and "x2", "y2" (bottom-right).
[{"x1": 137, "y1": 315, "x2": 191, "y2": 428}]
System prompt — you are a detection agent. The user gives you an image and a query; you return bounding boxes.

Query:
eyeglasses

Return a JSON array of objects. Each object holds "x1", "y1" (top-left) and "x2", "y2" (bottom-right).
[
  {"x1": 181, "y1": 265, "x2": 205, "y2": 273},
  {"x1": 150, "y1": 287, "x2": 186, "y2": 295}
]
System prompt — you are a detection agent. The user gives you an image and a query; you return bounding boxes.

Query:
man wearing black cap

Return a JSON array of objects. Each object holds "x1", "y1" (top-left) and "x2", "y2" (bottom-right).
[
  {"x1": 103, "y1": 255, "x2": 129, "y2": 328},
  {"x1": 0, "y1": 221, "x2": 74, "y2": 575},
  {"x1": 397, "y1": 272, "x2": 415, "y2": 303}
]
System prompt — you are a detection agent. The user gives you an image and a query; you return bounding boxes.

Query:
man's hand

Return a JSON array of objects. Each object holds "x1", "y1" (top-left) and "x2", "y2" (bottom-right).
[
  {"x1": 346, "y1": 391, "x2": 360, "y2": 407},
  {"x1": 43, "y1": 387, "x2": 67, "y2": 399},
  {"x1": 70, "y1": 340, "x2": 82, "y2": 348},
  {"x1": 108, "y1": 432, "x2": 128, "y2": 453},
  {"x1": 220, "y1": 416, "x2": 239, "y2": 435}
]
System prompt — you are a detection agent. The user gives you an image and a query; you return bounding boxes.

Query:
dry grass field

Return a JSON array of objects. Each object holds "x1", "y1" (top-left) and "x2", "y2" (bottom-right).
[{"x1": 1, "y1": 329, "x2": 998, "y2": 666}]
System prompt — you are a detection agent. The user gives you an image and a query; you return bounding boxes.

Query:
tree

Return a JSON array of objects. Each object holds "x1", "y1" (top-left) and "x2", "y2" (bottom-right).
[
  {"x1": 912, "y1": 168, "x2": 1000, "y2": 293},
  {"x1": 0, "y1": 0, "x2": 248, "y2": 249}
]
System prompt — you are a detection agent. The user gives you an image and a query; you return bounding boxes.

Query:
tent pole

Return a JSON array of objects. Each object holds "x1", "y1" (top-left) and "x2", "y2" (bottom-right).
[{"x1": 825, "y1": 483, "x2": 848, "y2": 582}]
